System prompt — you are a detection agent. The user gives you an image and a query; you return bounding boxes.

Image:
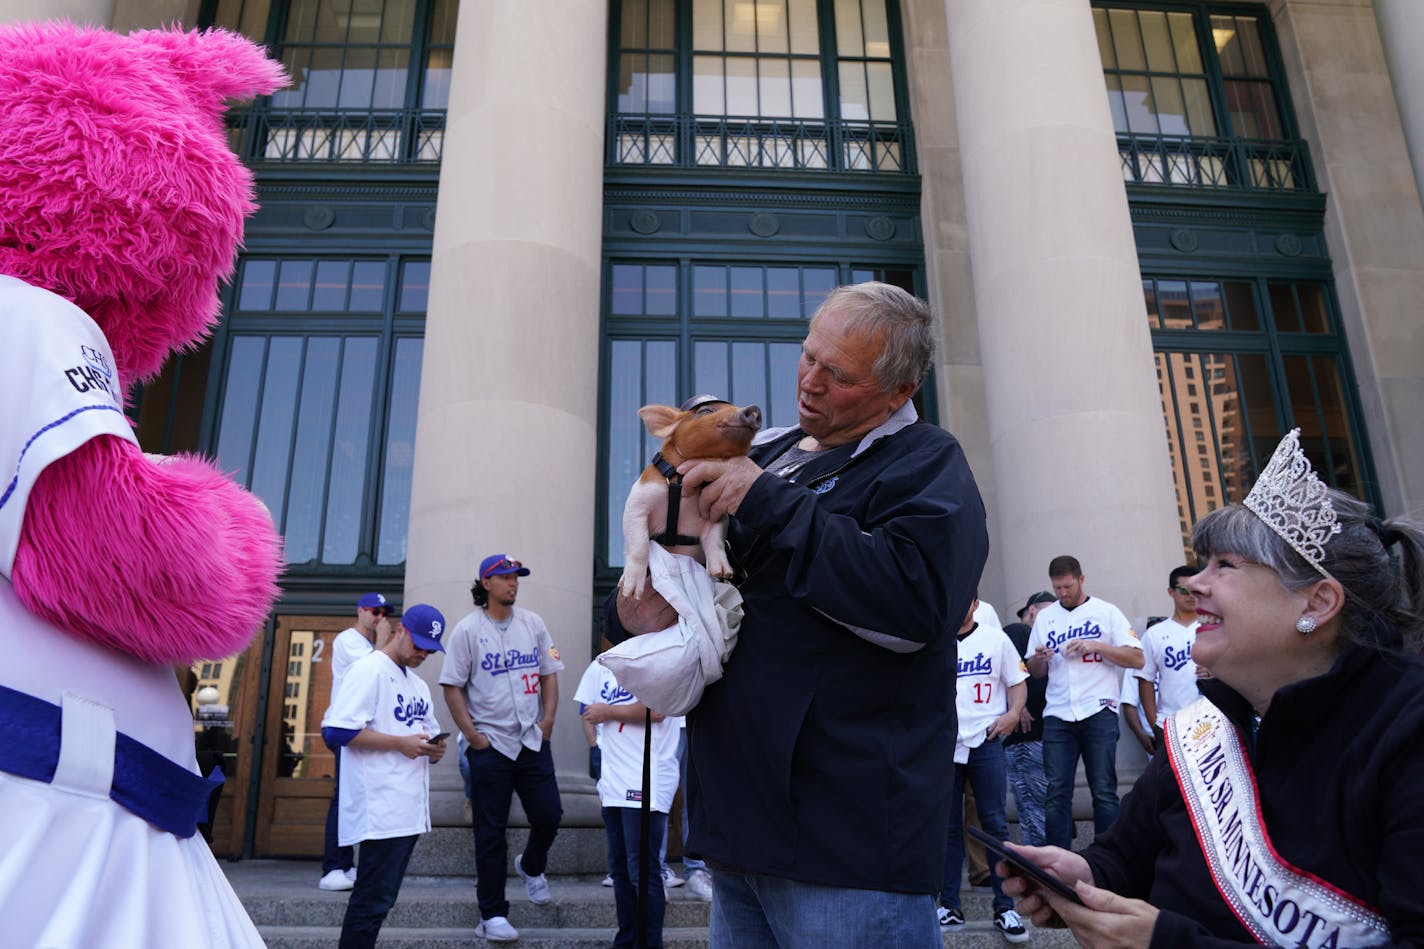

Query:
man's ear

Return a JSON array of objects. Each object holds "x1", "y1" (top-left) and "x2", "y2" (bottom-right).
[{"x1": 638, "y1": 404, "x2": 683, "y2": 439}]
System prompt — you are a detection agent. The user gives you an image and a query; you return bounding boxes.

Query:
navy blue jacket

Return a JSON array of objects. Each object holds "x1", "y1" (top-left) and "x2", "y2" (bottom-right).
[{"x1": 614, "y1": 409, "x2": 987, "y2": 894}]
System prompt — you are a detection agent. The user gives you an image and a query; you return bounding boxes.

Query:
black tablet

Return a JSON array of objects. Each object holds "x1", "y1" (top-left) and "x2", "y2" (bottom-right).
[{"x1": 967, "y1": 826, "x2": 1083, "y2": 904}]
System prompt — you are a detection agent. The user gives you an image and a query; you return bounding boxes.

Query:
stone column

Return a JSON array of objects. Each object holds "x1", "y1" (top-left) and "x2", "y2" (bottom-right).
[
  {"x1": 0, "y1": 0, "x2": 112, "y2": 24},
  {"x1": 406, "y1": 1, "x2": 608, "y2": 826},
  {"x1": 1374, "y1": 0, "x2": 1424, "y2": 213},
  {"x1": 943, "y1": 0, "x2": 1182, "y2": 615}
]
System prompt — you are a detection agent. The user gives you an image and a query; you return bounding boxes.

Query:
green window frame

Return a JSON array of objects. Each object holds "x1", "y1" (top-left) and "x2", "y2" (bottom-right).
[
  {"x1": 201, "y1": 0, "x2": 457, "y2": 163},
  {"x1": 609, "y1": 0, "x2": 913, "y2": 173}
]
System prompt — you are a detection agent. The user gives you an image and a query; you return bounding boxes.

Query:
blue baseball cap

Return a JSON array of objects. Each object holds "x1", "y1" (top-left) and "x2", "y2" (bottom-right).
[
  {"x1": 357, "y1": 592, "x2": 388, "y2": 610},
  {"x1": 400, "y1": 604, "x2": 446, "y2": 652},
  {"x1": 479, "y1": 554, "x2": 531, "y2": 580}
]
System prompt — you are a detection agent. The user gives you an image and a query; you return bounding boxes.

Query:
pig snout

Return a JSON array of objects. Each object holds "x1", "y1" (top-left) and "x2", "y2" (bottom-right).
[{"x1": 742, "y1": 405, "x2": 763, "y2": 430}]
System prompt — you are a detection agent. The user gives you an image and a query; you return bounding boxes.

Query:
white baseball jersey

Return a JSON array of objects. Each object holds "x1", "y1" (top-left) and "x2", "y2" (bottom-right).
[
  {"x1": 323, "y1": 649, "x2": 440, "y2": 846},
  {"x1": 573, "y1": 661, "x2": 680, "y2": 812},
  {"x1": 954, "y1": 623, "x2": 1028, "y2": 763},
  {"x1": 327, "y1": 626, "x2": 372, "y2": 708},
  {"x1": 439, "y1": 606, "x2": 565, "y2": 761},
  {"x1": 1134, "y1": 617, "x2": 1201, "y2": 727},
  {"x1": 1028, "y1": 596, "x2": 1142, "y2": 722}
]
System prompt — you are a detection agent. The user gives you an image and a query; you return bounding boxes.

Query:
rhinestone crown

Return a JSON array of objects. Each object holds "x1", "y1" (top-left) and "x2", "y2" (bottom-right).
[{"x1": 1242, "y1": 428, "x2": 1340, "y2": 580}]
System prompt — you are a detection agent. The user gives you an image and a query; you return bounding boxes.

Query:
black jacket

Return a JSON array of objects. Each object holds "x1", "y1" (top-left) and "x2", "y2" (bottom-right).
[{"x1": 1084, "y1": 645, "x2": 1424, "y2": 947}]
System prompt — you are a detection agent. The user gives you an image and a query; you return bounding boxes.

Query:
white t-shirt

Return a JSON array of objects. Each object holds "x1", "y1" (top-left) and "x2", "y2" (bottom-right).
[
  {"x1": 972, "y1": 600, "x2": 1004, "y2": 633},
  {"x1": 954, "y1": 623, "x2": 1028, "y2": 763},
  {"x1": 322, "y1": 649, "x2": 440, "y2": 846},
  {"x1": 439, "y1": 606, "x2": 565, "y2": 761},
  {"x1": 573, "y1": 661, "x2": 680, "y2": 813},
  {"x1": 1134, "y1": 617, "x2": 1201, "y2": 727},
  {"x1": 1028, "y1": 596, "x2": 1142, "y2": 722},
  {"x1": 327, "y1": 626, "x2": 372, "y2": 709}
]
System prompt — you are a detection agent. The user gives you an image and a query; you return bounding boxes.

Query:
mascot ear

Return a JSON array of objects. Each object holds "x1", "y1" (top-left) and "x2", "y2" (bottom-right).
[{"x1": 125, "y1": 27, "x2": 288, "y2": 110}]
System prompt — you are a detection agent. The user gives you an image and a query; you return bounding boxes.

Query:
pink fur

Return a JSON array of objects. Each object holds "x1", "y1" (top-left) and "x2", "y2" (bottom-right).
[
  {"x1": 1, "y1": 23, "x2": 288, "y2": 661},
  {"x1": 12, "y1": 439, "x2": 284, "y2": 664}
]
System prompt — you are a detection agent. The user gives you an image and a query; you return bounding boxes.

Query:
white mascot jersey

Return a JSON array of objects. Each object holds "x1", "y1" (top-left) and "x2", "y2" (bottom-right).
[{"x1": 0, "y1": 276, "x2": 265, "y2": 948}]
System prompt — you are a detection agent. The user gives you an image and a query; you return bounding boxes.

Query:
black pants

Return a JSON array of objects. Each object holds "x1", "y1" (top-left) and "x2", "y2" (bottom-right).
[
  {"x1": 467, "y1": 740, "x2": 563, "y2": 919},
  {"x1": 322, "y1": 744, "x2": 354, "y2": 873},
  {"x1": 338, "y1": 834, "x2": 419, "y2": 949}
]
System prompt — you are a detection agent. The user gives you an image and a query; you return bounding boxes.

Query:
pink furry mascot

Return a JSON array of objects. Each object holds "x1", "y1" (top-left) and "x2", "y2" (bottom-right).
[{"x1": 0, "y1": 22, "x2": 286, "y2": 948}]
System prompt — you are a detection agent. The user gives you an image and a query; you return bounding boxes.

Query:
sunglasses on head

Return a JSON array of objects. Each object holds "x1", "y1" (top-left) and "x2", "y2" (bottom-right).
[{"x1": 483, "y1": 558, "x2": 522, "y2": 578}]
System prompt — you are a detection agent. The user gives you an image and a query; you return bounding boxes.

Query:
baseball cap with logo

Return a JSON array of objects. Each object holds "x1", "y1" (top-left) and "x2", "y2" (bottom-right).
[
  {"x1": 479, "y1": 554, "x2": 531, "y2": 580},
  {"x1": 1017, "y1": 591, "x2": 1056, "y2": 621},
  {"x1": 357, "y1": 592, "x2": 388, "y2": 611},
  {"x1": 400, "y1": 604, "x2": 446, "y2": 652}
]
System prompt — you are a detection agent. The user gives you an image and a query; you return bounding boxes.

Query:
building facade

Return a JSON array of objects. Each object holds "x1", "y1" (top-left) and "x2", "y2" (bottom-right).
[{"x1": 10, "y1": 0, "x2": 1422, "y2": 857}]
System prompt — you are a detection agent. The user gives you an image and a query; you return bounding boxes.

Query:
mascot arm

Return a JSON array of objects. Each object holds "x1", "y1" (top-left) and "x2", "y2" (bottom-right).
[{"x1": 11, "y1": 435, "x2": 284, "y2": 663}]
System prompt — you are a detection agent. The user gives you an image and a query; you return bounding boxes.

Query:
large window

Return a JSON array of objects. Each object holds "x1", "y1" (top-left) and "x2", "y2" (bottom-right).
[
  {"x1": 610, "y1": 0, "x2": 911, "y2": 172},
  {"x1": 213, "y1": 256, "x2": 429, "y2": 570},
  {"x1": 600, "y1": 260, "x2": 915, "y2": 569},
  {"x1": 1094, "y1": 4, "x2": 1311, "y2": 191},
  {"x1": 204, "y1": 0, "x2": 457, "y2": 163},
  {"x1": 1145, "y1": 276, "x2": 1371, "y2": 554}
]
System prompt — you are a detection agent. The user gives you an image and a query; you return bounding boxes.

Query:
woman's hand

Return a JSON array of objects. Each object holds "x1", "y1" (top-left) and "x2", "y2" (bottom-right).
[
  {"x1": 995, "y1": 844, "x2": 1093, "y2": 929},
  {"x1": 1047, "y1": 880, "x2": 1159, "y2": 949}
]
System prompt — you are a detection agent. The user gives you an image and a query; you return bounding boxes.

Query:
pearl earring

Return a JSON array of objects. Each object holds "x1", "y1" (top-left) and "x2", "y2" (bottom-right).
[{"x1": 1296, "y1": 615, "x2": 1317, "y2": 635}]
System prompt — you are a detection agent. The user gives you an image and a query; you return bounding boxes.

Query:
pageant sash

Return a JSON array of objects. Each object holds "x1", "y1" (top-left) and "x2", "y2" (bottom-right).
[{"x1": 1166, "y1": 698, "x2": 1390, "y2": 948}]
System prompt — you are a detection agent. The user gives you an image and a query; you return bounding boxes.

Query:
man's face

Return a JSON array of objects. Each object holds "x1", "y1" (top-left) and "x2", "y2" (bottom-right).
[
  {"x1": 1170, "y1": 577, "x2": 1198, "y2": 614},
  {"x1": 392, "y1": 628, "x2": 435, "y2": 668},
  {"x1": 483, "y1": 572, "x2": 519, "y2": 607},
  {"x1": 357, "y1": 606, "x2": 385, "y2": 634},
  {"x1": 958, "y1": 598, "x2": 980, "y2": 634},
  {"x1": 1051, "y1": 573, "x2": 1086, "y2": 610},
  {"x1": 1025, "y1": 601, "x2": 1050, "y2": 626},
  {"x1": 796, "y1": 306, "x2": 915, "y2": 448}
]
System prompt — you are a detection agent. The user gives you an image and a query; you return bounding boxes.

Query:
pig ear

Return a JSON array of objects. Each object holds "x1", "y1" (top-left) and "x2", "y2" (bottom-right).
[
  {"x1": 126, "y1": 26, "x2": 288, "y2": 106},
  {"x1": 637, "y1": 405, "x2": 683, "y2": 439}
]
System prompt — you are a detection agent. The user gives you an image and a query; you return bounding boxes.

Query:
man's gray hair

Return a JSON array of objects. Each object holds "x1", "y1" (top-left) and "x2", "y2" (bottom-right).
[{"x1": 812, "y1": 282, "x2": 934, "y2": 392}]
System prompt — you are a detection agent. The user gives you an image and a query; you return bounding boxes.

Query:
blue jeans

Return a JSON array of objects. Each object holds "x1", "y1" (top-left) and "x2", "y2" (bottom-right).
[
  {"x1": 657, "y1": 726, "x2": 705, "y2": 874},
  {"x1": 710, "y1": 871, "x2": 940, "y2": 949},
  {"x1": 338, "y1": 834, "x2": 418, "y2": 948},
  {"x1": 941, "y1": 737, "x2": 1012, "y2": 913},
  {"x1": 466, "y1": 740, "x2": 563, "y2": 920},
  {"x1": 322, "y1": 744, "x2": 354, "y2": 874},
  {"x1": 1042, "y1": 709, "x2": 1121, "y2": 849},
  {"x1": 604, "y1": 806, "x2": 668, "y2": 949},
  {"x1": 1005, "y1": 740, "x2": 1048, "y2": 847}
]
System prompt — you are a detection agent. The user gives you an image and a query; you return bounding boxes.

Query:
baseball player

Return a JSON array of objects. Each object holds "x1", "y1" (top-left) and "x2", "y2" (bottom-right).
[{"x1": 1134, "y1": 565, "x2": 1204, "y2": 750}]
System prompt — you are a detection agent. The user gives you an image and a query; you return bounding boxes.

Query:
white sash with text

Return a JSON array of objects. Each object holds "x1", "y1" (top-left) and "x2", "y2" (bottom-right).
[{"x1": 1166, "y1": 698, "x2": 1390, "y2": 948}]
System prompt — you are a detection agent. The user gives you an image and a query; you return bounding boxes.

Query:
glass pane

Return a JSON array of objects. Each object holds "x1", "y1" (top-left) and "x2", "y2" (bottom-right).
[
  {"x1": 1287, "y1": 357, "x2": 1362, "y2": 491},
  {"x1": 349, "y1": 261, "x2": 386, "y2": 311},
  {"x1": 727, "y1": 57, "x2": 758, "y2": 115},
  {"x1": 694, "y1": 266, "x2": 728, "y2": 316},
  {"x1": 1212, "y1": 16, "x2": 1244, "y2": 73},
  {"x1": 606, "y1": 340, "x2": 641, "y2": 565},
  {"x1": 644, "y1": 340, "x2": 677, "y2": 438},
  {"x1": 611, "y1": 264, "x2": 643, "y2": 315},
  {"x1": 377, "y1": 337, "x2": 422, "y2": 564},
  {"x1": 1157, "y1": 280, "x2": 1191, "y2": 328},
  {"x1": 1143, "y1": 279, "x2": 1160, "y2": 329},
  {"x1": 759, "y1": 0, "x2": 789, "y2": 52},
  {"x1": 276, "y1": 260, "x2": 314, "y2": 310},
  {"x1": 1120, "y1": 75, "x2": 1156, "y2": 134},
  {"x1": 866, "y1": 62, "x2": 896, "y2": 122},
  {"x1": 836, "y1": 0, "x2": 863, "y2": 57},
  {"x1": 1182, "y1": 79, "x2": 1217, "y2": 136},
  {"x1": 861, "y1": 0, "x2": 890, "y2": 57},
  {"x1": 1140, "y1": 11, "x2": 1176, "y2": 72},
  {"x1": 1234, "y1": 17, "x2": 1269, "y2": 77},
  {"x1": 1296, "y1": 284, "x2": 1330, "y2": 333},
  {"x1": 693, "y1": 0, "x2": 723, "y2": 50},
  {"x1": 285, "y1": 0, "x2": 318, "y2": 42},
  {"x1": 430, "y1": 0, "x2": 457, "y2": 45},
  {"x1": 381, "y1": 0, "x2": 416, "y2": 44},
  {"x1": 726, "y1": 0, "x2": 756, "y2": 53},
  {"x1": 239, "y1": 260, "x2": 277, "y2": 311},
  {"x1": 839, "y1": 63, "x2": 869, "y2": 121},
  {"x1": 803, "y1": 269, "x2": 837, "y2": 315},
  {"x1": 1225, "y1": 80, "x2": 1282, "y2": 139},
  {"x1": 1094, "y1": 9, "x2": 1116, "y2": 70},
  {"x1": 322, "y1": 337, "x2": 377, "y2": 563},
  {"x1": 1103, "y1": 76, "x2": 1128, "y2": 133},
  {"x1": 421, "y1": 48, "x2": 452, "y2": 108},
  {"x1": 336, "y1": 48, "x2": 377, "y2": 110},
  {"x1": 1151, "y1": 78, "x2": 1189, "y2": 136},
  {"x1": 622, "y1": 0, "x2": 648, "y2": 46},
  {"x1": 249, "y1": 337, "x2": 303, "y2": 526},
  {"x1": 282, "y1": 337, "x2": 341, "y2": 564},
  {"x1": 398, "y1": 260, "x2": 430, "y2": 312},
  {"x1": 1190, "y1": 281, "x2": 1225, "y2": 330},
  {"x1": 646, "y1": 54, "x2": 676, "y2": 113},
  {"x1": 768, "y1": 341, "x2": 800, "y2": 426},
  {"x1": 730, "y1": 267, "x2": 764, "y2": 318},
  {"x1": 694, "y1": 341, "x2": 730, "y2": 400},
  {"x1": 215, "y1": 336, "x2": 265, "y2": 484},
  {"x1": 372, "y1": 48, "x2": 408, "y2": 110},
  {"x1": 693, "y1": 55, "x2": 726, "y2": 114},
  {"x1": 731, "y1": 341, "x2": 768, "y2": 407},
  {"x1": 759, "y1": 57, "x2": 792, "y2": 117},
  {"x1": 789, "y1": 0, "x2": 820, "y2": 55},
  {"x1": 766, "y1": 268, "x2": 801, "y2": 318},
  {"x1": 1109, "y1": 9, "x2": 1146, "y2": 72},
  {"x1": 649, "y1": 0, "x2": 675, "y2": 46},
  {"x1": 1269, "y1": 282, "x2": 1301, "y2": 333},
  {"x1": 1168, "y1": 12, "x2": 1202, "y2": 72},
  {"x1": 312, "y1": 260, "x2": 349, "y2": 311},
  {"x1": 646, "y1": 265, "x2": 677, "y2": 315},
  {"x1": 618, "y1": 53, "x2": 647, "y2": 112},
  {"x1": 791, "y1": 59, "x2": 824, "y2": 119},
  {"x1": 1223, "y1": 281, "x2": 1259, "y2": 330}
]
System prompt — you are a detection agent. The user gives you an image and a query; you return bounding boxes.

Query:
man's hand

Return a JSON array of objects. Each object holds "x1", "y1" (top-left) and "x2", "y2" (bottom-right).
[
  {"x1": 1062, "y1": 640, "x2": 1094, "y2": 661},
  {"x1": 1017, "y1": 708, "x2": 1035, "y2": 733},
  {"x1": 1133, "y1": 730, "x2": 1156, "y2": 756},
  {"x1": 582, "y1": 703, "x2": 613, "y2": 725},
  {"x1": 987, "y1": 710, "x2": 1019, "y2": 741},
  {"x1": 394, "y1": 733, "x2": 432, "y2": 759},
  {"x1": 615, "y1": 586, "x2": 679, "y2": 635},
  {"x1": 422, "y1": 735, "x2": 447, "y2": 763},
  {"x1": 539, "y1": 718, "x2": 555, "y2": 740},
  {"x1": 677, "y1": 456, "x2": 764, "y2": 521}
]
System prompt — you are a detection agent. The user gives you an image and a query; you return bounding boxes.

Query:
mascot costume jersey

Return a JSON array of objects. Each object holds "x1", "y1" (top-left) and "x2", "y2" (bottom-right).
[{"x1": 0, "y1": 22, "x2": 286, "y2": 948}]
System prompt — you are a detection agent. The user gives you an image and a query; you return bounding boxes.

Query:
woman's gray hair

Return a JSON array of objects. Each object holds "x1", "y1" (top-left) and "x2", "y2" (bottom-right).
[
  {"x1": 1191, "y1": 490, "x2": 1424, "y2": 652},
  {"x1": 812, "y1": 282, "x2": 934, "y2": 393}
]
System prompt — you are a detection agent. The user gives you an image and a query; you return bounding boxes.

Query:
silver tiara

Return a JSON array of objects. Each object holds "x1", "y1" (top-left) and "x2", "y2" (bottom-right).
[{"x1": 1242, "y1": 428, "x2": 1340, "y2": 580}]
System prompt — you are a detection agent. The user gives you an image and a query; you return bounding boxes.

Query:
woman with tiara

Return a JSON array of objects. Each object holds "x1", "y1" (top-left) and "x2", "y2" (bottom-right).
[{"x1": 1000, "y1": 429, "x2": 1424, "y2": 947}]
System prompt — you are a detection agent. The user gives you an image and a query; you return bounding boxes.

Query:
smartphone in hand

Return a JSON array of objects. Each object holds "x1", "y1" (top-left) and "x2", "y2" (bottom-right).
[
  {"x1": 427, "y1": 732, "x2": 450, "y2": 743},
  {"x1": 967, "y1": 826, "x2": 1083, "y2": 904}
]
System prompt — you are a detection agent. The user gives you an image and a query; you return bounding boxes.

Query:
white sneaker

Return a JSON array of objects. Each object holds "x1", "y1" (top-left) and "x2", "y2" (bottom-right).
[
  {"x1": 318, "y1": 869, "x2": 353, "y2": 891},
  {"x1": 514, "y1": 853, "x2": 552, "y2": 905},
  {"x1": 995, "y1": 907, "x2": 1030, "y2": 944},
  {"x1": 344, "y1": 867, "x2": 357, "y2": 883},
  {"x1": 685, "y1": 868, "x2": 713, "y2": 901},
  {"x1": 474, "y1": 915, "x2": 519, "y2": 942},
  {"x1": 661, "y1": 866, "x2": 684, "y2": 887},
  {"x1": 601, "y1": 874, "x2": 614, "y2": 887}
]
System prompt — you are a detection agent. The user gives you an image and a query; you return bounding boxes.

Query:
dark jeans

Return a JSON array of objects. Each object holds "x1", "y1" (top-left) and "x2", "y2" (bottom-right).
[
  {"x1": 467, "y1": 740, "x2": 563, "y2": 920},
  {"x1": 1043, "y1": 709, "x2": 1121, "y2": 849},
  {"x1": 338, "y1": 834, "x2": 418, "y2": 949},
  {"x1": 604, "y1": 806, "x2": 667, "y2": 949},
  {"x1": 322, "y1": 743, "x2": 354, "y2": 873},
  {"x1": 941, "y1": 737, "x2": 1012, "y2": 913}
]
